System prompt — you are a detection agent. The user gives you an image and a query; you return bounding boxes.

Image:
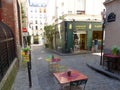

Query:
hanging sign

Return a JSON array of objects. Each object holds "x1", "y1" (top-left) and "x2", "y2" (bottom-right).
[{"x1": 22, "y1": 28, "x2": 27, "y2": 32}]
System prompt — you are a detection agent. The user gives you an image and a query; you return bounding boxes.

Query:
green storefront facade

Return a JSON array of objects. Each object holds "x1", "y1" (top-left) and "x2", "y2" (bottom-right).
[{"x1": 55, "y1": 21, "x2": 102, "y2": 53}]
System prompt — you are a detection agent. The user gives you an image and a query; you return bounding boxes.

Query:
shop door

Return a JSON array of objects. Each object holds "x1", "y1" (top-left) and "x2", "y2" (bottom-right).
[
  {"x1": 80, "y1": 34, "x2": 86, "y2": 50},
  {"x1": 33, "y1": 35, "x2": 39, "y2": 44}
]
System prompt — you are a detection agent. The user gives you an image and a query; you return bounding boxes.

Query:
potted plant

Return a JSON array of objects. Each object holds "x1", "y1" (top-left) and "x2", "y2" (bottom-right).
[
  {"x1": 22, "y1": 47, "x2": 30, "y2": 55},
  {"x1": 111, "y1": 46, "x2": 119, "y2": 56}
]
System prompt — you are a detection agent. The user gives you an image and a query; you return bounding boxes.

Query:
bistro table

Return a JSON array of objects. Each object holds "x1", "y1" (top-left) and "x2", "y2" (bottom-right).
[
  {"x1": 46, "y1": 56, "x2": 61, "y2": 73},
  {"x1": 103, "y1": 54, "x2": 120, "y2": 72},
  {"x1": 53, "y1": 69, "x2": 88, "y2": 90}
]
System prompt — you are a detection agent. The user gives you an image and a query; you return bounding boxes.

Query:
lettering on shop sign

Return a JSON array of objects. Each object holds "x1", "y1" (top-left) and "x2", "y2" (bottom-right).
[
  {"x1": 107, "y1": 12, "x2": 116, "y2": 22},
  {"x1": 94, "y1": 25, "x2": 102, "y2": 28},
  {"x1": 75, "y1": 25, "x2": 86, "y2": 30}
]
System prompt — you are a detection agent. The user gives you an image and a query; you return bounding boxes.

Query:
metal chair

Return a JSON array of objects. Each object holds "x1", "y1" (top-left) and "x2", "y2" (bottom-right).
[{"x1": 70, "y1": 79, "x2": 88, "y2": 90}]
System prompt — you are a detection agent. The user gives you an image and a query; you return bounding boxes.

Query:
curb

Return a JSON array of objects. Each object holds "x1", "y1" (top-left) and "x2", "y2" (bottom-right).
[
  {"x1": 86, "y1": 63, "x2": 120, "y2": 81},
  {"x1": 45, "y1": 48, "x2": 91, "y2": 56}
]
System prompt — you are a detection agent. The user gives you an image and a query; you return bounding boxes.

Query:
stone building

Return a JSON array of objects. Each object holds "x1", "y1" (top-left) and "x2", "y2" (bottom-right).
[
  {"x1": 103, "y1": 0, "x2": 120, "y2": 53},
  {"x1": 0, "y1": 0, "x2": 22, "y2": 89}
]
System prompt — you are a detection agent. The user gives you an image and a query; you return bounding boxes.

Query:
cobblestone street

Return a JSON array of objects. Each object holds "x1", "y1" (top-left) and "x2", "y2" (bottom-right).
[{"x1": 12, "y1": 45, "x2": 120, "y2": 90}]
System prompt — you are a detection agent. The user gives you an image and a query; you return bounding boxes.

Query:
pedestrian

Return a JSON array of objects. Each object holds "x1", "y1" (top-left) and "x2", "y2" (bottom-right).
[{"x1": 94, "y1": 39, "x2": 98, "y2": 52}]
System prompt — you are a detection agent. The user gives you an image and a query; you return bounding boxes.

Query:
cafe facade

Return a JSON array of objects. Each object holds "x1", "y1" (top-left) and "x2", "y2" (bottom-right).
[{"x1": 54, "y1": 21, "x2": 102, "y2": 53}]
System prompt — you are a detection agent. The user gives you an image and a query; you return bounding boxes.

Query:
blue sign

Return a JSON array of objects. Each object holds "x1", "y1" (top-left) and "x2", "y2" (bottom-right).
[{"x1": 107, "y1": 12, "x2": 116, "y2": 22}]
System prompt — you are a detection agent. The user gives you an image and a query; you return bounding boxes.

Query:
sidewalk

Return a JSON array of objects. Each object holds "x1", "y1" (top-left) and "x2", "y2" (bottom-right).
[
  {"x1": 87, "y1": 53, "x2": 120, "y2": 81},
  {"x1": 11, "y1": 52, "x2": 42, "y2": 90}
]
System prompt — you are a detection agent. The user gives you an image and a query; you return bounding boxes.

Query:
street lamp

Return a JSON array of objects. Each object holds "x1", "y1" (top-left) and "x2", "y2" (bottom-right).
[{"x1": 100, "y1": 9, "x2": 106, "y2": 65}]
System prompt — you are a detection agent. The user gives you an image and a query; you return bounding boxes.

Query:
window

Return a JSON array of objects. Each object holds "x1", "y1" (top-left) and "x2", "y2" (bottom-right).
[
  {"x1": 76, "y1": 10, "x2": 85, "y2": 14},
  {"x1": 35, "y1": 26, "x2": 38, "y2": 30},
  {"x1": 39, "y1": 8, "x2": 42, "y2": 13},
  {"x1": 44, "y1": 8, "x2": 46, "y2": 13},
  {"x1": 68, "y1": 11, "x2": 72, "y2": 14},
  {"x1": 35, "y1": 20, "x2": 37, "y2": 24}
]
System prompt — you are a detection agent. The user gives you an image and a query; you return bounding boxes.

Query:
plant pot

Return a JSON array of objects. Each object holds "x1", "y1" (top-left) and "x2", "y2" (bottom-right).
[{"x1": 24, "y1": 51, "x2": 28, "y2": 55}]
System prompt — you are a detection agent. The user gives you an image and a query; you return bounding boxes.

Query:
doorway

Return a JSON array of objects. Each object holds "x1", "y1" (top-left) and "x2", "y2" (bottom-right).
[
  {"x1": 80, "y1": 34, "x2": 87, "y2": 50},
  {"x1": 33, "y1": 35, "x2": 39, "y2": 44}
]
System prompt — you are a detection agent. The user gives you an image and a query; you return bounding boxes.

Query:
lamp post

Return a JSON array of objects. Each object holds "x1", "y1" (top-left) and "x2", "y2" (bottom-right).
[{"x1": 100, "y1": 9, "x2": 106, "y2": 65}]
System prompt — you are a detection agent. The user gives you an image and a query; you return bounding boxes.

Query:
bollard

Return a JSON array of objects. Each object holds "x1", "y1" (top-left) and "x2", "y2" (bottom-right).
[
  {"x1": 29, "y1": 50, "x2": 32, "y2": 69},
  {"x1": 27, "y1": 62, "x2": 32, "y2": 88}
]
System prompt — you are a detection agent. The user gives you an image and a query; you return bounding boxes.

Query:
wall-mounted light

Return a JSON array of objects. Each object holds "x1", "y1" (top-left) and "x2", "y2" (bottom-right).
[{"x1": 89, "y1": 23, "x2": 92, "y2": 29}]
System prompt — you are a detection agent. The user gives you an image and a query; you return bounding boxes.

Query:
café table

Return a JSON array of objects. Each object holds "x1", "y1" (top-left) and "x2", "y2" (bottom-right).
[
  {"x1": 53, "y1": 69, "x2": 88, "y2": 90},
  {"x1": 46, "y1": 56, "x2": 61, "y2": 73},
  {"x1": 103, "y1": 54, "x2": 120, "y2": 72}
]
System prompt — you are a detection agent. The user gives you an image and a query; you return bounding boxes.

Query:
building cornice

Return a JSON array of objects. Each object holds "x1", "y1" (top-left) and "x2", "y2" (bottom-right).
[{"x1": 104, "y1": 0, "x2": 116, "y2": 5}]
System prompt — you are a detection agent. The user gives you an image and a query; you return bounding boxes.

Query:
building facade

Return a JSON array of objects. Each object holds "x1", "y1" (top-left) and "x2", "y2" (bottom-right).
[
  {"x1": 49, "y1": 0, "x2": 105, "y2": 53},
  {"x1": 47, "y1": 0, "x2": 105, "y2": 25},
  {"x1": 0, "y1": 0, "x2": 22, "y2": 89},
  {"x1": 55, "y1": 15, "x2": 102, "y2": 53},
  {"x1": 103, "y1": 0, "x2": 120, "y2": 54},
  {"x1": 27, "y1": 1, "x2": 47, "y2": 45}
]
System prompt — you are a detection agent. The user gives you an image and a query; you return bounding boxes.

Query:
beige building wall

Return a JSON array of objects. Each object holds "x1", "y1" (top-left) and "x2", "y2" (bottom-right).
[{"x1": 104, "y1": 0, "x2": 120, "y2": 51}]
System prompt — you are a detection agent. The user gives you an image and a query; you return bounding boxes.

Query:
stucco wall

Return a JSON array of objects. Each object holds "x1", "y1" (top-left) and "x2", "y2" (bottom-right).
[{"x1": 104, "y1": 0, "x2": 120, "y2": 50}]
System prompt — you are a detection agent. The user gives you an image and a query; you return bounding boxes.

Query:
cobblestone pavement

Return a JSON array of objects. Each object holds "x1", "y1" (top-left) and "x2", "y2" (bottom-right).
[{"x1": 12, "y1": 46, "x2": 120, "y2": 90}]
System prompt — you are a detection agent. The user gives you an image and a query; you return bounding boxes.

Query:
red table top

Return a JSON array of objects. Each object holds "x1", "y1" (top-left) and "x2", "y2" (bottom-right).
[
  {"x1": 103, "y1": 54, "x2": 120, "y2": 58},
  {"x1": 53, "y1": 69, "x2": 88, "y2": 84}
]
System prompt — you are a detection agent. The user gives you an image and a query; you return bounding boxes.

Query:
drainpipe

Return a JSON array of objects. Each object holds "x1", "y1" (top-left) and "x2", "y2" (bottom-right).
[
  {"x1": 0, "y1": 0, "x2": 2, "y2": 21},
  {"x1": 100, "y1": 9, "x2": 106, "y2": 65}
]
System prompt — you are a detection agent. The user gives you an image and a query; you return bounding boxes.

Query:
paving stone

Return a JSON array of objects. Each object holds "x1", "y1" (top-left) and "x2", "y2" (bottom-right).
[{"x1": 12, "y1": 46, "x2": 120, "y2": 90}]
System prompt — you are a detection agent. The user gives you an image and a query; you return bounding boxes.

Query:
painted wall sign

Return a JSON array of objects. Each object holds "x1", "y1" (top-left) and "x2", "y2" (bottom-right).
[
  {"x1": 75, "y1": 25, "x2": 86, "y2": 30},
  {"x1": 107, "y1": 12, "x2": 116, "y2": 22}
]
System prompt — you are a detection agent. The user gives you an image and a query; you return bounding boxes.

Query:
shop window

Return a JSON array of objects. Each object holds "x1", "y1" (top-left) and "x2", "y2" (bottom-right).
[
  {"x1": 93, "y1": 31, "x2": 102, "y2": 40},
  {"x1": 35, "y1": 26, "x2": 38, "y2": 30}
]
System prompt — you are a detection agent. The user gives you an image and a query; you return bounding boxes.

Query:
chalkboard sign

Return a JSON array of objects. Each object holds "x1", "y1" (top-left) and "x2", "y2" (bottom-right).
[{"x1": 107, "y1": 12, "x2": 116, "y2": 22}]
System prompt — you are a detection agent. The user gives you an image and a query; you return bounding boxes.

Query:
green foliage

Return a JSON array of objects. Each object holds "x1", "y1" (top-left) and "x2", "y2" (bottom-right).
[
  {"x1": 22, "y1": 47, "x2": 30, "y2": 52},
  {"x1": 44, "y1": 25, "x2": 55, "y2": 48},
  {"x1": 21, "y1": 3, "x2": 26, "y2": 23},
  {"x1": 111, "y1": 46, "x2": 119, "y2": 55},
  {"x1": 59, "y1": 15, "x2": 64, "y2": 20},
  {"x1": 27, "y1": 35, "x2": 31, "y2": 46}
]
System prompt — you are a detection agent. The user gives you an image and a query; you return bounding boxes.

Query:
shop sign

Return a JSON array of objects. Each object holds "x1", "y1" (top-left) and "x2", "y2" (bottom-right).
[
  {"x1": 23, "y1": 32, "x2": 28, "y2": 36},
  {"x1": 107, "y1": 12, "x2": 116, "y2": 22},
  {"x1": 94, "y1": 25, "x2": 102, "y2": 28},
  {"x1": 92, "y1": 23, "x2": 102, "y2": 30},
  {"x1": 22, "y1": 28, "x2": 27, "y2": 32},
  {"x1": 75, "y1": 25, "x2": 86, "y2": 30}
]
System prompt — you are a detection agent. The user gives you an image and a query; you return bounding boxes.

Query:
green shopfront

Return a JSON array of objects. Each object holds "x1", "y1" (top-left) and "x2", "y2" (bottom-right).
[{"x1": 55, "y1": 21, "x2": 102, "y2": 53}]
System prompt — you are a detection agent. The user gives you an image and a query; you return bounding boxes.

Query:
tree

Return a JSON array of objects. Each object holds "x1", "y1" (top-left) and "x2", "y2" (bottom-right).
[{"x1": 44, "y1": 25, "x2": 55, "y2": 49}]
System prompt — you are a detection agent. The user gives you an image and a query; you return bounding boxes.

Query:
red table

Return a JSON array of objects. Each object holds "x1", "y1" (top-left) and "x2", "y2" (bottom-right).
[
  {"x1": 103, "y1": 54, "x2": 120, "y2": 71},
  {"x1": 103, "y1": 54, "x2": 120, "y2": 58},
  {"x1": 53, "y1": 69, "x2": 88, "y2": 90}
]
